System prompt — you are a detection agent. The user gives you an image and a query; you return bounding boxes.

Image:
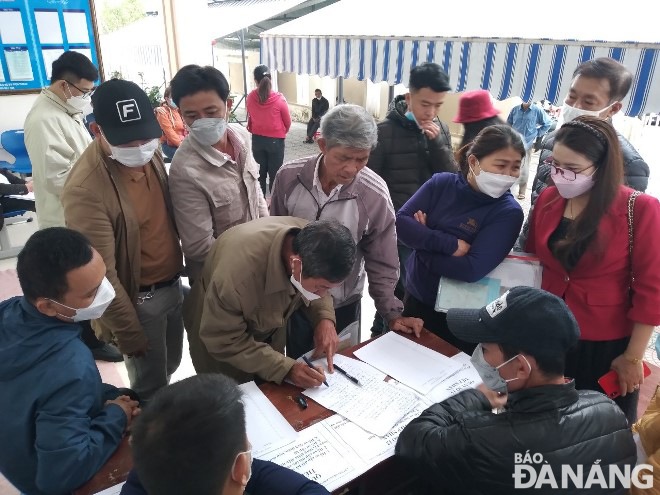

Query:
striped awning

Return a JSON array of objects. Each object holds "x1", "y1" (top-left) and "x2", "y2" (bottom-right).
[{"x1": 260, "y1": 35, "x2": 659, "y2": 117}]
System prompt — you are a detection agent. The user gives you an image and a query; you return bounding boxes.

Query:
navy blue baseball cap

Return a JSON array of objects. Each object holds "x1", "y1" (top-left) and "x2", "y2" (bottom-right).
[{"x1": 446, "y1": 286, "x2": 580, "y2": 355}]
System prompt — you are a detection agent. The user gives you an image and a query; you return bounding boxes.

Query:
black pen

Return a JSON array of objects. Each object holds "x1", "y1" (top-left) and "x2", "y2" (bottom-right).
[
  {"x1": 302, "y1": 356, "x2": 329, "y2": 387},
  {"x1": 333, "y1": 364, "x2": 361, "y2": 386}
]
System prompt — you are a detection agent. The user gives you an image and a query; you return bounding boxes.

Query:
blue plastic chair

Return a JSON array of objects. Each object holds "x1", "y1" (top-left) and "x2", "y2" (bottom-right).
[{"x1": 0, "y1": 130, "x2": 32, "y2": 175}]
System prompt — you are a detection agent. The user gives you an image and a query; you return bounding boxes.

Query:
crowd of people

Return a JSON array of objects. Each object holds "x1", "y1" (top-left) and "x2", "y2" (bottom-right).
[{"x1": 0, "y1": 50, "x2": 658, "y2": 495}]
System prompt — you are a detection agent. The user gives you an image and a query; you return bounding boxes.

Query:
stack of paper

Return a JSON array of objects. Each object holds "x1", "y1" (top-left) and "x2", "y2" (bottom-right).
[
  {"x1": 353, "y1": 331, "x2": 462, "y2": 394},
  {"x1": 302, "y1": 354, "x2": 419, "y2": 436}
]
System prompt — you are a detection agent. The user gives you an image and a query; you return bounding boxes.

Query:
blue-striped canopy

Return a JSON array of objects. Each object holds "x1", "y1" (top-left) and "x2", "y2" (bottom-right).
[{"x1": 260, "y1": 35, "x2": 659, "y2": 117}]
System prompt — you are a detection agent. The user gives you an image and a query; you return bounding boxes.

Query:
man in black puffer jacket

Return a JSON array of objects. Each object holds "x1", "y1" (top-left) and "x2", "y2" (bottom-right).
[
  {"x1": 368, "y1": 63, "x2": 456, "y2": 213},
  {"x1": 396, "y1": 287, "x2": 636, "y2": 495},
  {"x1": 367, "y1": 64, "x2": 456, "y2": 333},
  {"x1": 531, "y1": 57, "x2": 649, "y2": 205}
]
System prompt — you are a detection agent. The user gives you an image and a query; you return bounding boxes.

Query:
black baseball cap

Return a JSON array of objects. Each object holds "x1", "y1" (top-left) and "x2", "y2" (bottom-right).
[
  {"x1": 91, "y1": 79, "x2": 162, "y2": 146},
  {"x1": 446, "y1": 286, "x2": 580, "y2": 356}
]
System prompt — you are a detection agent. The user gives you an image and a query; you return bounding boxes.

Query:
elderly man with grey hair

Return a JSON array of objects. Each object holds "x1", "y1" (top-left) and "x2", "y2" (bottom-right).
[{"x1": 270, "y1": 104, "x2": 423, "y2": 358}]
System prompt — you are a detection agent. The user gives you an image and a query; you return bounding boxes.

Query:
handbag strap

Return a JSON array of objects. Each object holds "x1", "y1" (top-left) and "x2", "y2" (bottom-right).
[{"x1": 627, "y1": 191, "x2": 641, "y2": 280}]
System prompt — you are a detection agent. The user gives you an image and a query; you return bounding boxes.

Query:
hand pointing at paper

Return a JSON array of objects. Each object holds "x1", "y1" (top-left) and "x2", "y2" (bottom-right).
[
  {"x1": 312, "y1": 319, "x2": 339, "y2": 372},
  {"x1": 389, "y1": 316, "x2": 424, "y2": 338}
]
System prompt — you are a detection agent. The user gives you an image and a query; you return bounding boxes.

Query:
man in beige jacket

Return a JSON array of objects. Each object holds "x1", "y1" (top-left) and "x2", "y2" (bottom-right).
[
  {"x1": 185, "y1": 217, "x2": 356, "y2": 388},
  {"x1": 23, "y1": 50, "x2": 122, "y2": 363},
  {"x1": 24, "y1": 51, "x2": 96, "y2": 229},
  {"x1": 168, "y1": 65, "x2": 268, "y2": 281},
  {"x1": 63, "y1": 80, "x2": 184, "y2": 401}
]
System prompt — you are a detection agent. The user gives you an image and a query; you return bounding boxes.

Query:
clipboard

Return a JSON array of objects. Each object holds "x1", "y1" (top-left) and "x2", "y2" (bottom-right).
[{"x1": 435, "y1": 252, "x2": 543, "y2": 312}]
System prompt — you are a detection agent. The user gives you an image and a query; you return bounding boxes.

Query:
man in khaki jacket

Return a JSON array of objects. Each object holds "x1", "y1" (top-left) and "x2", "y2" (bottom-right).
[
  {"x1": 185, "y1": 217, "x2": 356, "y2": 388},
  {"x1": 168, "y1": 65, "x2": 268, "y2": 281},
  {"x1": 63, "y1": 80, "x2": 184, "y2": 401}
]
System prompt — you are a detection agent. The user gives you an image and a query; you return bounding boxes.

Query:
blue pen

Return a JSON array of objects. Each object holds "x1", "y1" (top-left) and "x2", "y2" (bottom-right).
[{"x1": 302, "y1": 355, "x2": 329, "y2": 387}]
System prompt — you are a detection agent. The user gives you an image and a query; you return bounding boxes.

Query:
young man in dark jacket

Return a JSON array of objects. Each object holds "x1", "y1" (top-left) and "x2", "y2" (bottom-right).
[
  {"x1": 304, "y1": 89, "x2": 329, "y2": 143},
  {"x1": 0, "y1": 228, "x2": 139, "y2": 495},
  {"x1": 122, "y1": 374, "x2": 330, "y2": 495},
  {"x1": 367, "y1": 62, "x2": 456, "y2": 333},
  {"x1": 396, "y1": 287, "x2": 636, "y2": 495}
]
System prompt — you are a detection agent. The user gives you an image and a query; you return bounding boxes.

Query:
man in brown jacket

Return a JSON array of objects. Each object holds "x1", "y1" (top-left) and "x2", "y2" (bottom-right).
[
  {"x1": 63, "y1": 80, "x2": 184, "y2": 401},
  {"x1": 184, "y1": 217, "x2": 356, "y2": 388}
]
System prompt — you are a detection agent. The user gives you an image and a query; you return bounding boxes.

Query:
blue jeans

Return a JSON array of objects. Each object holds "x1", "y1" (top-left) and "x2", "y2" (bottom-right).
[{"x1": 161, "y1": 143, "x2": 178, "y2": 161}]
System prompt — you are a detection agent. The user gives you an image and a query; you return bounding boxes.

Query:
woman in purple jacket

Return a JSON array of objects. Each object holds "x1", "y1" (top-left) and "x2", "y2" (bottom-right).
[{"x1": 397, "y1": 125, "x2": 525, "y2": 353}]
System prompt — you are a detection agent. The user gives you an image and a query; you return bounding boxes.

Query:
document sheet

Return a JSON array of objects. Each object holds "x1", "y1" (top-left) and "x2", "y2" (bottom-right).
[
  {"x1": 353, "y1": 331, "x2": 461, "y2": 395},
  {"x1": 302, "y1": 354, "x2": 419, "y2": 436},
  {"x1": 238, "y1": 381, "x2": 297, "y2": 453}
]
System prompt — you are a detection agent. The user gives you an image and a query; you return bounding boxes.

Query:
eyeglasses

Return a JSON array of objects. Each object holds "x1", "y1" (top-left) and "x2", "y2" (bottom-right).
[
  {"x1": 550, "y1": 162, "x2": 594, "y2": 181},
  {"x1": 65, "y1": 80, "x2": 95, "y2": 99}
]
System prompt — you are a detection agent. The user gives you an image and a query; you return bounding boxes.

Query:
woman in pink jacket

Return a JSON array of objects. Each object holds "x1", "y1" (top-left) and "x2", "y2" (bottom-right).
[{"x1": 247, "y1": 65, "x2": 292, "y2": 195}]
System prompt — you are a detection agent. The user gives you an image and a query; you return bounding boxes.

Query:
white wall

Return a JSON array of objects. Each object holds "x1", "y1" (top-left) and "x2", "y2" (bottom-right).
[{"x1": 0, "y1": 94, "x2": 38, "y2": 163}]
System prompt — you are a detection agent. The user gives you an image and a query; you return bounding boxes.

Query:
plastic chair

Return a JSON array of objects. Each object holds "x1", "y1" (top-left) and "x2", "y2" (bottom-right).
[
  {"x1": 0, "y1": 130, "x2": 32, "y2": 176},
  {"x1": 0, "y1": 209, "x2": 33, "y2": 260}
]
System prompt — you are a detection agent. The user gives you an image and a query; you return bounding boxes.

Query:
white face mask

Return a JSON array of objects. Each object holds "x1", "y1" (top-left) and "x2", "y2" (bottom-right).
[
  {"x1": 290, "y1": 258, "x2": 321, "y2": 302},
  {"x1": 560, "y1": 102, "x2": 614, "y2": 123},
  {"x1": 64, "y1": 82, "x2": 91, "y2": 112},
  {"x1": 48, "y1": 277, "x2": 116, "y2": 322},
  {"x1": 189, "y1": 117, "x2": 227, "y2": 146},
  {"x1": 106, "y1": 136, "x2": 159, "y2": 168},
  {"x1": 470, "y1": 160, "x2": 518, "y2": 198}
]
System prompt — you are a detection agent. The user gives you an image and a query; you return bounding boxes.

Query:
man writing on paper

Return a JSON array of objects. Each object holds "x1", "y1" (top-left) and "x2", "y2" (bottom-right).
[
  {"x1": 185, "y1": 218, "x2": 356, "y2": 388},
  {"x1": 396, "y1": 287, "x2": 635, "y2": 494},
  {"x1": 121, "y1": 374, "x2": 330, "y2": 495},
  {"x1": 270, "y1": 104, "x2": 423, "y2": 358}
]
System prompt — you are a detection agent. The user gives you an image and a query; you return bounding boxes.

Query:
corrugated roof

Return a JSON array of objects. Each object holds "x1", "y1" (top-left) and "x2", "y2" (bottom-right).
[{"x1": 208, "y1": 0, "x2": 309, "y2": 39}]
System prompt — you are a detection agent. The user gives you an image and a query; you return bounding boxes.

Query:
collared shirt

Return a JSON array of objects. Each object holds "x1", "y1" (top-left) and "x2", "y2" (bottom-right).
[
  {"x1": 116, "y1": 163, "x2": 183, "y2": 285},
  {"x1": 169, "y1": 124, "x2": 268, "y2": 281},
  {"x1": 507, "y1": 104, "x2": 552, "y2": 150},
  {"x1": 312, "y1": 155, "x2": 342, "y2": 206}
]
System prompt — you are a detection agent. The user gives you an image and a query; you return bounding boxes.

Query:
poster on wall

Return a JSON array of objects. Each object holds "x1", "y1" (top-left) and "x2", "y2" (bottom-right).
[{"x1": 0, "y1": 0, "x2": 100, "y2": 92}]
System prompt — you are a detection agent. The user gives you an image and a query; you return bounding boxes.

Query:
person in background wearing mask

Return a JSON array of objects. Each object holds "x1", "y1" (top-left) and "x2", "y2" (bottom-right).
[
  {"x1": 526, "y1": 116, "x2": 660, "y2": 424},
  {"x1": 396, "y1": 125, "x2": 524, "y2": 354},
  {"x1": 184, "y1": 218, "x2": 355, "y2": 388},
  {"x1": 62, "y1": 79, "x2": 185, "y2": 402},
  {"x1": 506, "y1": 99, "x2": 552, "y2": 199},
  {"x1": 155, "y1": 85, "x2": 187, "y2": 161},
  {"x1": 270, "y1": 104, "x2": 423, "y2": 357},
  {"x1": 396, "y1": 287, "x2": 636, "y2": 495},
  {"x1": 120, "y1": 374, "x2": 330, "y2": 495},
  {"x1": 367, "y1": 63, "x2": 456, "y2": 335},
  {"x1": 23, "y1": 50, "x2": 122, "y2": 363},
  {"x1": 533, "y1": 57, "x2": 649, "y2": 203},
  {"x1": 304, "y1": 88, "x2": 329, "y2": 143},
  {"x1": 246, "y1": 64, "x2": 292, "y2": 195},
  {"x1": 0, "y1": 228, "x2": 140, "y2": 495},
  {"x1": 168, "y1": 65, "x2": 268, "y2": 282}
]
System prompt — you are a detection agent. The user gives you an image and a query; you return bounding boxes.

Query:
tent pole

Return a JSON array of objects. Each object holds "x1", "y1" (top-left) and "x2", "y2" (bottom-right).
[
  {"x1": 240, "y1": 29, "x2": 248, "y2": 106},
  {"x1": 338, "y1": 75, "x2": 344, "y2": 104},
  {"x1": 388, "y1": 84, "x2": 394, "y2": 105}
]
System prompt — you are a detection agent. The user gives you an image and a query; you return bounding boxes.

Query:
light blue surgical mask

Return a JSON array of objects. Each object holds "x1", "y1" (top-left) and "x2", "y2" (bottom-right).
[
  {"x1": 470, "y1": 343, "x2": 531, "y2": 394},
  {"x1": 290, "y1": 258, "x2": 321, "y2": 303}
]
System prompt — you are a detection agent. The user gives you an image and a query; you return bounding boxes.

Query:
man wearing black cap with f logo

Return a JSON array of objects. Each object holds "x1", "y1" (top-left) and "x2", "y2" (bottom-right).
[
  {"x1": 396, "y1": 287, "x2": 636, "y2": 494},
  {"x1": 63, "y1": 79, "x2": 184, "y2": 402}
]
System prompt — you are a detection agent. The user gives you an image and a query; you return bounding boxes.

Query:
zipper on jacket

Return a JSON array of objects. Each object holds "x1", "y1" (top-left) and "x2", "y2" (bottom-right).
[{"x1": 296, "y1": 174, "x2": 357, "y2": 220}]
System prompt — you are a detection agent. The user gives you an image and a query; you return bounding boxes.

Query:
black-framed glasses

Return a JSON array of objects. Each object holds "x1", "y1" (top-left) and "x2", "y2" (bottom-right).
[
  {"x1": 550, "y1": 162, "x2": 594, "y2": 182},
  {"x1": 64, "y1": 80, "x2": 95, "y2": 99}
]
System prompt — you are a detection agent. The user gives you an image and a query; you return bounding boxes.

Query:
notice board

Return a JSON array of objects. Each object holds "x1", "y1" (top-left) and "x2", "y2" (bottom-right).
[{"x1": 0, "y1": 0, "x2": 101, "y2": 93}]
